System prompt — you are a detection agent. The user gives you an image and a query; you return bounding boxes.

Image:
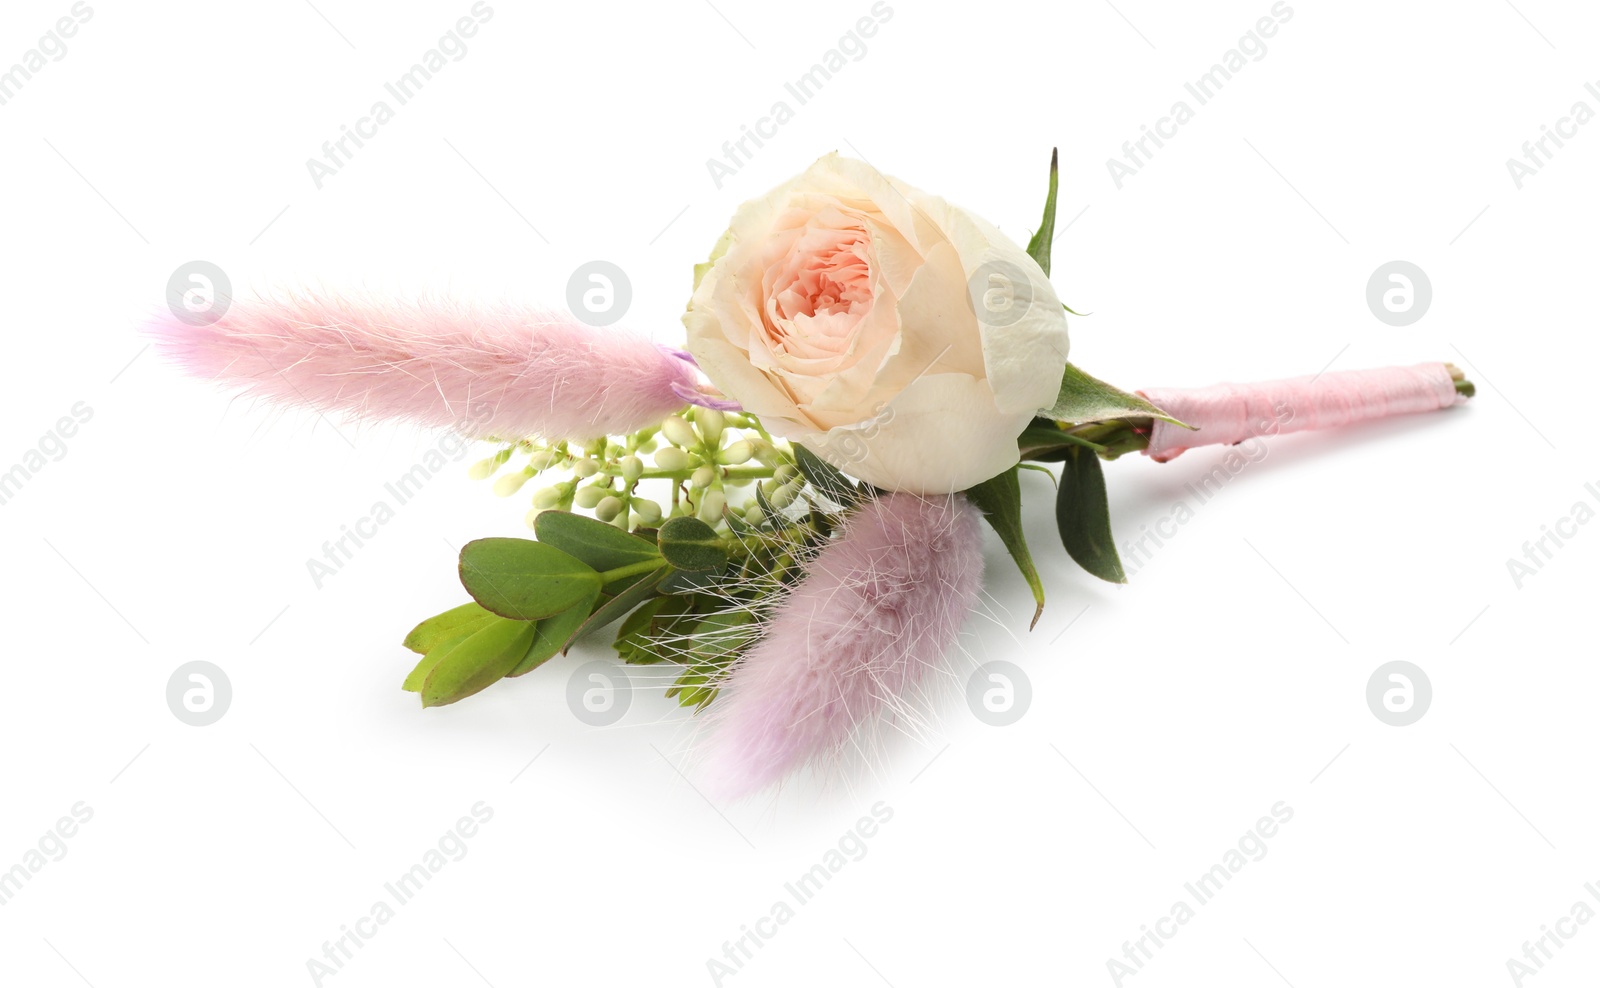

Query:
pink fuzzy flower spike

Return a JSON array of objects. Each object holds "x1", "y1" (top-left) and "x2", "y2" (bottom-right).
[
  {"x1": 148, "y1": 290, "x2": 697, "y2": 441},
  {"x1": 700, "y1": 492, "x2": 985, "y2": 799}
]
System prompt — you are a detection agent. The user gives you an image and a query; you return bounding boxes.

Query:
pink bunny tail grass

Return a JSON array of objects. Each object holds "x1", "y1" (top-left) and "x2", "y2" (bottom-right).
[
  {"x1": 697, "y1": 492, "x2": 985, "y2": 800},
  {"x1": 146, "y1": 290, "x2": 697, "y2": 441},
  {"x1": 1138, "y1": 362, "x2": 1466, "y2": 463}
]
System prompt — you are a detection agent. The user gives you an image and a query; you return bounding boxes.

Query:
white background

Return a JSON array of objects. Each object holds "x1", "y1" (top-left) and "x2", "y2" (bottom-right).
[{"x1": 2, "y1": 1, "x2": 1597, "y2": 985}]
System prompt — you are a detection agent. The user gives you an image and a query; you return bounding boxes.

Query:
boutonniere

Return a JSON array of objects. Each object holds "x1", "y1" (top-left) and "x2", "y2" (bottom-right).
[{"x1": 152, "y1": 149, "x2": 1469, "y2": 798}]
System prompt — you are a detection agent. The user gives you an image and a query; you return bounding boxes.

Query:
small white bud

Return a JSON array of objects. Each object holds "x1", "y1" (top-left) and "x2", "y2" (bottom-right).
[
  {"x1": 717, "y1": 440, "x2": 754, "y2": 465},
  {"x1": 468, "y1": 456, "x2": 502, "y2": 481},
  {"x1": 573, "y1": 458, "x2": 600, "y2": 478},
  {"x1": 532, "y1": 486, "x2": 564, "y2": 510},
  {"x1": 695, "y1": 408, "x2": 726, "y2": 443},
  {"x1": 690, "y1": 465, "x2": 717, "y2": 489},
  {"x1": 527, "y1": 449, "x2": 562, "y2": 472},
  {"x1": 750, "y1": 438, "x2": 781, "y2": 467},
  {"x1": 653, "y1": 447, "x2": 691, "y2": 473},
  {"x1": 493, "y1": 468, "x2": 533, "y2": 497},
  {"x1": 744, "y1": 504, "x2": 764, "y2": 525},
  {"x1": 697, "y1": 489, "x2": 725, "y2": 523},
  {"x1": 595, "y1": 495, "x2": 623, "y2": 522},
  {"x1": 621, "y1": 455, "x2": 644, "y2": 483},
  {"x1": 631, "y1": 498, "x2": 663, "y2": 526},
  {"x1": 573, "y1": 486, "x2": 607, "y2": 510},
  {"x1": 661, "y1": 414, "x2": 698, "y2": 448},
  {"x1": 770, "y1": 479, "x2": 802, "y2": 509},
  {"x1": 773, "y1": 464, "x2": 799, "y2": 484}
]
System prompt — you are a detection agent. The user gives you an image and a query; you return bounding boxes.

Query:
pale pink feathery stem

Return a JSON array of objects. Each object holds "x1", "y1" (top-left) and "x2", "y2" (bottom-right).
[
  {"x1": 147, "y1": 290, "x2": 698, "y2": 441},
  {"x1": 698, "y1": 492, "x2": 985, "y2": 800}
]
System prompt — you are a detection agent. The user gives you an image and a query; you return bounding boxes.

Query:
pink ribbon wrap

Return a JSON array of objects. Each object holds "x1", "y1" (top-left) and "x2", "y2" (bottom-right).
[{"x1": 1138, "y1": 362, "x2": 1463, "y2": 463}]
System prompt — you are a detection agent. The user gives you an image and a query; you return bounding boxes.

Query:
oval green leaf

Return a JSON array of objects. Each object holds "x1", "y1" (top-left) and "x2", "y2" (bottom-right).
[
  {"x1": 420, "y1": 617, "x2": 538, "y2": 707},
  {"x1": 533, "y1": 510, "x2": 662, "y2": 573},
  {"x1": 657, "y1": 516, "x2": 728, "y2": 573},
  {"x1": 1055, "y1": 446, "x2": 1127, "y2": 584},
  {"x1": 402, "y1": 601, "x2": 495, "y2": 655},
  {"x1": 459, "y1": 537, "x2": 604, "y2": 621}
]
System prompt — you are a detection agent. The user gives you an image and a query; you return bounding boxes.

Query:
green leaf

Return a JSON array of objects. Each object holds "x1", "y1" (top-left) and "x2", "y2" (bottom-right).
[
  {"x1": 458, "y1": 537, "x2": 604, "y2": 621},
  {"x1": 792, "y1": 444, "x2": 861, "y2": 505},
  {"x1": 1042, "y1": 362, "x2": 1188, "y2": 427},
  {"x1": 687, "y1": 610, "x2": 758, "y2": 667},
  {"x1": 658, "y1": 565, "x2": 728, "y2": 594},
  {"x1": 533, "y1": 510, "x2": 661, "y2": 579},
  {"x1": 402, "y1": 602, "x2": 495, "y2": 655},
  {"x1": 402, "y1": 638, "x2": 461, "y2": 692},
  {"x1": 1018, "y1": 463, "x2": 1060, "y2": 488},
  {"x1": 510, "y1": 595, "x2": 599, "y2": 677},
  {"x1": 419, "y1": 617, "x2": 538, "y2": 707},
  {"x1": 754, "y1": 481, "x2": 779, "y2": 525},
  {"x1": 965, "y1": 467, "x2": 1048, "y2": 629},
  {"x1": 1055, "y1": 446, "x2": 1126, "y2": 584},
  {"x1": 567, "y1": 568, "x2": 669, "y2": 649},
  {"x1": 667, "y1": 610, "x2": 758, "y2": 709},
  {"x1": 1024, "y1": 147, "x2": 1059, "y2": 278},
  {"x1": 613, "y1": 594, "x2": 701, "y2": 664},
  {"x1": 1018, "y1": 419, "x2": 1108, "y2": 461},
  {"x1": 657, "y1": 516, "x2": 728, "y2": 573}
]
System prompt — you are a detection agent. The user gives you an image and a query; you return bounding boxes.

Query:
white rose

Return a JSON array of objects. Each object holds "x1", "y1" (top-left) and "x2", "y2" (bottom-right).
[{"x1": 683, "y1": 153, "x2": 1069, "y2": 494}]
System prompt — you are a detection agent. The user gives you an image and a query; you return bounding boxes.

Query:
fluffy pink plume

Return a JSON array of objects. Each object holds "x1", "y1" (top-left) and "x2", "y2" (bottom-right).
[
  {"x1": 148, "y1": 290, "x2": 697, "y2": 440},
  {"x1": 699, "y1": 492, "x2": 984, "y2": 799}
]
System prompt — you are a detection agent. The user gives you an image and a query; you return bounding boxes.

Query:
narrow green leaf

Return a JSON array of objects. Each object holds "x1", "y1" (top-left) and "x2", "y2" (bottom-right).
[
  {"x1": 566, "y1": 568, "x2": 668, "y2": 651},
  {"x1": 1017, "y1": 462, "x2": 1059, "y2": 489},
  {"x1": 510, "y1": 591, "x2": 601, "y2": 677},
  {"x1": 1043, "y1": 362, "x2": 1188, "y2": 427},
  {"x1": 533, "y1": 510, "x2": 661, "y2": 575},
  {"x1": 458, "y1": 537, "x2": 604, "y2": 621},
  {"x1": 613, "y1": 594, "x2": 700, "y2": 664},
  {"x1": 754, "y1": 481, "x2": 778, "y2": 526},
  {"x1": 1055, "y1": 446, "x2": 1126, "y2": 584},
  {"x1": 402, "y1": 637, "x2": 464, "y2": 692},
  {"x1": 1024, "y1": 147, "x2": 1059, "y2": 277},
  {"x1": 965, "y1": 467, "x2": 1047, "y2": 629},
  {"x1": 420, "y1": 618, "x2": 538, "y2": 707},
  {"x1": 658, "y1": 565, "x2": 728, "y2": 594},
  {"x1": 792, "y1": 444, "x2": 861, "y2": 505},
  {"x1": 657, "y1": 516, "x2": 728, "y2": 573},
  {"x1": 1018, "y1": 420, "x2": 1108, "y2": 461},
  {"x1": 402, "y1": 602, "x2": 495, "y2": 655}
]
